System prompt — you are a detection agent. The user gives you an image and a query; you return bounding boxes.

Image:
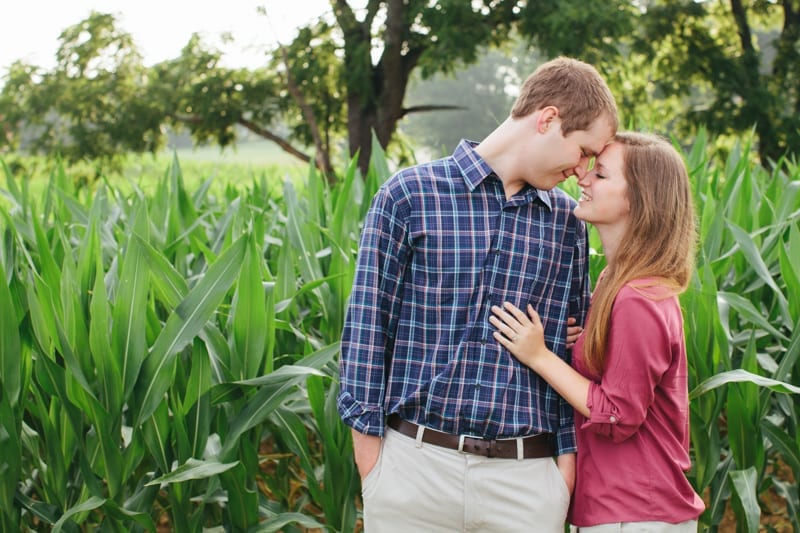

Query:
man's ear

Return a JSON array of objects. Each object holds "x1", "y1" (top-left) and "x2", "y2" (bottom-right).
[{"x1": 537, "y1": 106, "x2": 560, "y2": 134}]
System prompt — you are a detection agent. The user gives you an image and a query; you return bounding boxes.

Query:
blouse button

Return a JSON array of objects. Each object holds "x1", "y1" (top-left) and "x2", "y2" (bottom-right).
[{"x1": 609, "y1": 416, "x2": 617, "y2": 423}]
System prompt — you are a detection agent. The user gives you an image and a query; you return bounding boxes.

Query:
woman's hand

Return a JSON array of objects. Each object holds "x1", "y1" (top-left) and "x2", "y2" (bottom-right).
[{"x1": 490, "y1": 302, "x2": 551, "y2": 369}]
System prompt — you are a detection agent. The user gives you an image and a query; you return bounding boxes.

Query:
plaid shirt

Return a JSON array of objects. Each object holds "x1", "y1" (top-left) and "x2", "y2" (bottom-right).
[{"x1": 338, "y1": 140, "x2": 590, "y2": 454}]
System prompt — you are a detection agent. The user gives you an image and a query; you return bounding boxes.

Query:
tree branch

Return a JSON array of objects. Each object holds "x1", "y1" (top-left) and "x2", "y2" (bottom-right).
[
  {"x1": 174, "y1": 112, "x2": 313, "y2": 163},
  {"x1": 236, "y1": 117, "x2": 312, "y2": 163},
  {"x1": 729, "y1": 0, "x2": 756, "y2": 56},
  {"x1": 400, "y1": 104, "x2": 468, "y2": 118},
  {"x1": 281, "y1": 46, "x2": 333, "y2": 176}
]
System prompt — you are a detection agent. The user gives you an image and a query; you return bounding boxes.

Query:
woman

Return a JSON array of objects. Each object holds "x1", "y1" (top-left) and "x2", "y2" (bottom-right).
[{"x1": 490, "y1": 132, "x2": 705, "y2": 531}]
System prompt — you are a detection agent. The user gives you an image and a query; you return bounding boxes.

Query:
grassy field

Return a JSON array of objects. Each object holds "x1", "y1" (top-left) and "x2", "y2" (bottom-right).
[{"x1": 169, "y1": 138, "x2": 307, "y2": 167}]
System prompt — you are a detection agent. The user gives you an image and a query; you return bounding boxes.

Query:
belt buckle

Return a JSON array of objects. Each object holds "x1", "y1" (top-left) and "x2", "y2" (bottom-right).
[{"x1": 457, "y1": 434, "x2": 466, "y2": 453}]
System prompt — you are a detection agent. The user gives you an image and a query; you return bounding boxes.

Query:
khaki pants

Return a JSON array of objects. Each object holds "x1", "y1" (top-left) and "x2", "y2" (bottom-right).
[{"x1": 361, "y1": 427, "x2": 570, "y2": 532}]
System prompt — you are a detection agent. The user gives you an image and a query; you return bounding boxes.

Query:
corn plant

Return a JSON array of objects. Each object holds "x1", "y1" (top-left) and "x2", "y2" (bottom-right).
[
  {"x1": 0, "y1": 140, "x2": 383, "y2": 530},
  {"x1": 680, "y1": 131, "x2": 800, "y2": 532}
]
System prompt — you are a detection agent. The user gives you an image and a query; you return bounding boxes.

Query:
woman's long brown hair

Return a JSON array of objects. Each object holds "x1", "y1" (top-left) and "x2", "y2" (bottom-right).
[{"x1": 582, "y1": 132, "x2": 698, "y2": 376}]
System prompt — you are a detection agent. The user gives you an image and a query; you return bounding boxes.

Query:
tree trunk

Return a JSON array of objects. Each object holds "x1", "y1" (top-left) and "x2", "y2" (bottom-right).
[{"x1": 336, "y1": 0, "x2": 422, "y2": 176}]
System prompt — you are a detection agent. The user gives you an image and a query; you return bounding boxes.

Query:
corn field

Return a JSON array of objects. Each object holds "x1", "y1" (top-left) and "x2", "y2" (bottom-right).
[{"x1": 0, "y1": 132, "x2": 798, "y2": 532}]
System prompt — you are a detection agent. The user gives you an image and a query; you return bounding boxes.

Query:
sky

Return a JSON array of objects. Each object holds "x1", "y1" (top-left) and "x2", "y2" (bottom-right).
[{"x1": 1, "y1": 0, "x2": 333, "y2": 73}]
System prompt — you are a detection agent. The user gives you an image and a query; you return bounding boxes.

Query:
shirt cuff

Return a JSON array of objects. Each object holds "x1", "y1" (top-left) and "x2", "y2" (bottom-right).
[
  {"x1": 581, "y1": 382, "x2": 621, "y2": 439},
  {"x1": 555, "y1": 424, "x2": 577, "y2": 455},
  {"x1": 337, "y1": 391, "x2": 386, "y2": 436}
]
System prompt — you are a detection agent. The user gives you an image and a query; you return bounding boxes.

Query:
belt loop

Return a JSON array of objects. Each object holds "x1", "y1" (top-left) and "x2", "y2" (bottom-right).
[
  {"x1": 457, "y1": 434, "x2": 466, "y2": 453},
  {"x1": 516, "y1": 437, "x2": 524, "y2": 461},
  {"x1": 415, "y1": 424, "x2": 425, "y2": 448}
]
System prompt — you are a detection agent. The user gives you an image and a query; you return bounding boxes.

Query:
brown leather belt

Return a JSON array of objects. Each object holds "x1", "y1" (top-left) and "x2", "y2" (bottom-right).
[{"x1": 387, "y1": 414, "x2": 555, "y2": 459}]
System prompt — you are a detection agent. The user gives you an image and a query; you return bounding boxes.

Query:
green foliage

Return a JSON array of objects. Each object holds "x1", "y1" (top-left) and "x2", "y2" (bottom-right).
[
  {"x1": 4, "y1": 1, "x2": 798, "y2": 180},
  {"x1": 0, "y1": 13, "x2": 162, "y2": 166},
  {"x1": 0, "y1": 140, "x2": 391, "y2": 530},
  {"x1": 668, "y1": 130, "x2": 799, "y2": 530},
  {"x1": 1, "y1": 123, "x2": 799, "y2": 531}
]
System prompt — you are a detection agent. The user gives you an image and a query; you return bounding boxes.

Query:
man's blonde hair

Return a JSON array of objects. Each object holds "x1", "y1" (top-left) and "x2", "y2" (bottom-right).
[{"x1": 511, "y1": 57, "x2": 619, "y2": 135}]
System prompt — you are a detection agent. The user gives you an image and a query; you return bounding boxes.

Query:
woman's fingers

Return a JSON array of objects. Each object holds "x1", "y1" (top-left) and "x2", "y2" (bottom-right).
[
  {"x1": 489, "y1": 315, "x2": 518, "y2": 340},
  {"x1": 502, "y1": 301, "x2": 531, "y2": 325}
]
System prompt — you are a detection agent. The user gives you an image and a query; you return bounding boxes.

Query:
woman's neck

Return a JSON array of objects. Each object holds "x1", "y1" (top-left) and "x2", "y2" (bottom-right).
[{"x1": 597, "y1": 225, "x2": 626, "y2": 268}]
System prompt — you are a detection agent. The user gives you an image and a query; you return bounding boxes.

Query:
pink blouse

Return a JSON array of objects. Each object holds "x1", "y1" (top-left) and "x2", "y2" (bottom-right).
[{"x1": 568, "y1": 281, "x2": 705, "y2": 526}]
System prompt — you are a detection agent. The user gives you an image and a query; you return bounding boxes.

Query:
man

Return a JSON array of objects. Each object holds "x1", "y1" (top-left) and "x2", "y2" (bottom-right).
[{"x1": 338, "y1": 56, "x2": 618, "y2": 532}]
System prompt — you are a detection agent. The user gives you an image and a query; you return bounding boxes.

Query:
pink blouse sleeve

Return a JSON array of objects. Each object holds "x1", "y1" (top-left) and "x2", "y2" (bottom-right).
[{"x1": 581, "y1": 287, "x2": 676, "y2": 442}]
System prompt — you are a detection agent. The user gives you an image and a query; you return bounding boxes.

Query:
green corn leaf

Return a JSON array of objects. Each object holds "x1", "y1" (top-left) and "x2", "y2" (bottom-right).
[
  {"x1": 114, "y1": 207, "x2": 150, "y2": 405},
  {"x1": 729, "y1": 467, "x2": 760, "y2": 533},
  {"x1": 251, "y1": 512, "x2": 327, "y2": 533},
  {"x1": 761, "y1": 419, "x2": 800, "y2": 475},
  {"x1": 141, "y1": 402, "x2": 171, "y2": 473},
  {"x1": 219, "y1": 365, "x2": 325, "y2": 459},
  {"x1": 0, "y1": 383, "x2": 22, "y2": 529},
  {"x1": 219, "y1": 462, "x2": 259, "y2": 530},
  {"x1": 727, "y1": 221, "x2": 790, "y2": 322},
  {"x1": 0, "y1": 260, "x2": 21, "y2": 407},
  {"x1": 52, "y1": 496, "x2": 106, "y2": 533},
  {"x1": 771, "y1": 480, "x2": 800, "y2": 532},
  {"x1": 186, "y1": 392, "x2": 211, "y2": 460},
  {"x1": 133, "y1": 233, "x2": 188, "y2": 309},
  {"x1": 135, "y1": 234, "x2": 247, "y2": 425},
  {"x1": 1, "y1": 159, "x2": 23, "y2": 206},
  {"x1": 774, "y1": 325, "x2": 800, "y2": 385},
  {"x1": 145, "y1": 457, "x2": 238, "y2": 486},
  {"x1": 690, "y1": 369, "x2": 800, "y2": 398},
  {"x1": 182, "y1": 339, "x2": 211, "y2": 415},
  {"x1": 13, "y1": 492, "x2": 70, "y2": 531},
  {"x1": 89, "y1": 248, "x2": 122, "y2": 413},
  {"x1": 269, "y1": 407, "x2": 323, "y2": 504},
  {"x1": 716, "y1": 291, "x2": 788, "y2": 342},
  {"x1": 100, "y1": 499, "x2": 158, "y2": 532},
  {"x1": 231, "y1": 234, "x2": 267, "y2": 380},
  {"x1": 778, "y1": 223, "x2": 800, "y2": 324},
  {"x1": 210, "y1": 363, "x2": 325, "y2": 404}
]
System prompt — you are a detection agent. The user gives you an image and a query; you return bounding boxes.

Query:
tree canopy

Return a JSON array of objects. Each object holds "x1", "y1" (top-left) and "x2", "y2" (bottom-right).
[{"x1": 1, "y1": 1, "x2": 799, "y2": 177}]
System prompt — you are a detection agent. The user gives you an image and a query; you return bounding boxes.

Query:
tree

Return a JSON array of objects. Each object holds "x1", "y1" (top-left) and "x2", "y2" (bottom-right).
[
  {"x1": 0, "y1": 2, "x2": 634, "y2": 180},
  {"x1": 0, "y1": 12, "x2": 162, "y2": 165},
  {"x1": 625, "y1": 0, "x2": 800, "y2": 165}
]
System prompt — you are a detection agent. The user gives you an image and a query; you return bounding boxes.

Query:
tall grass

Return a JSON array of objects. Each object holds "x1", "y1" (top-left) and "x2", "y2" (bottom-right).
[{"x1": 0, "y1": 131, "x2": 798, "y2": 531}]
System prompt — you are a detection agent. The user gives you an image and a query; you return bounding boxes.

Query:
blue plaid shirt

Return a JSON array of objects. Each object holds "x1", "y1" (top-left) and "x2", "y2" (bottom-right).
[{"x1": 338, "y1": 140, "x2": 590, "y2": 454}]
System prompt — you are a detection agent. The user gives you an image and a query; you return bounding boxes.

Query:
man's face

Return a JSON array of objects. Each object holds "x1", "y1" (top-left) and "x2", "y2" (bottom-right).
[{"x1": 533, "y1": 115, "x2": 614, "y2": 191}]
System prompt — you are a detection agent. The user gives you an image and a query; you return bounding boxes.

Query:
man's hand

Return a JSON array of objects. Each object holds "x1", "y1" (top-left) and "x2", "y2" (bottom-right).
[
  {"x1": 352, "y1": 429, "x2": 382, "y2": 480},
  {"x1": 556, "y1": 453, "x2": 576, "y2": 495},
  {"x1": 566, "y1": 316, "x2": 583, "y2": 349}
]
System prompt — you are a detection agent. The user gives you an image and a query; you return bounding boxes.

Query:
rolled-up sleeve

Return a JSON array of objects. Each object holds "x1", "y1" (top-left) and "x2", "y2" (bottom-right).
[
  {"x1": 581, "y1": 288, "x2": 672, "y2": 443},
  {"x1": 337, "y1": 186, "x2": 409, "y2": 436}
]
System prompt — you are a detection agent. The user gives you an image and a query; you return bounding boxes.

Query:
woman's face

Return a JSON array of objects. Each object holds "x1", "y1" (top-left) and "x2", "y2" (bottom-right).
[{"x1": 573, "y1": 141, "x2": 631, "y2": 229}]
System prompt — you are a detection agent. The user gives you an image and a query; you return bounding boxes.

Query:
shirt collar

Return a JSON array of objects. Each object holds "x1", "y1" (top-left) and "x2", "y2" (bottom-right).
[{"x1": 452, "y1": 139, "x2": 552, "y2": 210}]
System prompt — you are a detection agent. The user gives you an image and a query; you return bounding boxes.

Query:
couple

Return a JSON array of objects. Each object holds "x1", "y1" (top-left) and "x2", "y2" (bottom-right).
[{"x1": 338, "y1": 57, "x2": 705, "y2": 532}]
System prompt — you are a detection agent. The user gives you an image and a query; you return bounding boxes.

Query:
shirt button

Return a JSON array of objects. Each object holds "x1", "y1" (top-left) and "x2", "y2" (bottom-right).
[{"x1": 609, "y1": 416, "x2": 617, "y2": 423}]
